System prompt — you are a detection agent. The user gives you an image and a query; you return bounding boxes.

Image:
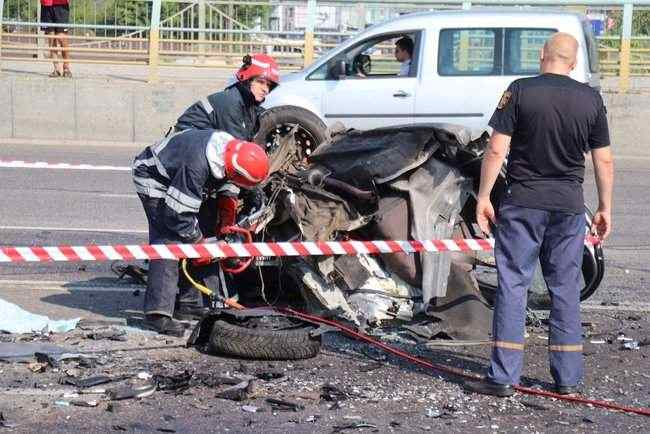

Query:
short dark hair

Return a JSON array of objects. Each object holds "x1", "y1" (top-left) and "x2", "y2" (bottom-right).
[{"x1": 395, "y1": 36, "x2": 414, "y2": 57}]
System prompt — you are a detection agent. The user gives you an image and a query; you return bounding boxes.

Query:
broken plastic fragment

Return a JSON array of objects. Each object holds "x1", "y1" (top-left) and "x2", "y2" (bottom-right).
[
  {"x1": 241, "y1": 405, "x2": 258, "y2": 413},
  {"x1": 266, "y1": 398, "x2": 305, "y2": 412},
  {"x1": 107, "y1": 383, "x2": 156, "y2": 400},
  {"x1": 623, "y1": 341, "x2": 640, "y2": 351},
  {"x1": 215, "y1": 380, "x2": 254, "y2": 401},
  {"x1": 62, "y1": 375, "x2": 112, "y2": 388}
]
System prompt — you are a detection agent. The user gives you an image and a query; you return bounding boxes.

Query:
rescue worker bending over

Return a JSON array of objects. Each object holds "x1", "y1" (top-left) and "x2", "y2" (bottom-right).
[
  {"x1": 174, "y1": 53, "x2": 280, "y2": 140},
  {"x1": 132, "y1": 129, "x2": 269, "y2": 336}
]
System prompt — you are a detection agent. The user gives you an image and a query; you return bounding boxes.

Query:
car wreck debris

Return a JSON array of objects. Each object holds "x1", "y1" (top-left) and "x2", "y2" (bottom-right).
[
  {"x1": 107, "y1": 383, "x2": 156, "y2": 400},
  {"x1": 214, "y1": 379, "x2": 255, "y2": 401},
  {"x1": 266, "y1": 398, "x2": 305, "y2": 412}
]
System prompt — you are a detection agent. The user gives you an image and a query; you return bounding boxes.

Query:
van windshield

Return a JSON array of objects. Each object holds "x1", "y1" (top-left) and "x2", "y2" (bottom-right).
[{"x1": 582, "y1": 20, "x2": 600, "y2": 73}]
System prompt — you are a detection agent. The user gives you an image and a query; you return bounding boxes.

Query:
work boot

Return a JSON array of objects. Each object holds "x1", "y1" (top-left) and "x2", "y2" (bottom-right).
[
  {"x1": 142, "y1": 314, "x2": 186, "y2": 337},
  {"x1": 555, "y1": 385, "x2": 579, "y2": 396},
  {"x1": 173, "y1": 303, "x2": 210, "y2": 321},
  {"x1": 463, "y1": 380, "x2": 515, "y2": 397}
]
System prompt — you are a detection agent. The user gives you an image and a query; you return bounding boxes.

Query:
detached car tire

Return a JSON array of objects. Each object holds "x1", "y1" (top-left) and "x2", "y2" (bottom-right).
[
  {"x1": 207, "y1": 317, "x2": 322, "y2": 361},
  {"x1": 255, "y1": 106, "x2": 329, "y2": 158}
]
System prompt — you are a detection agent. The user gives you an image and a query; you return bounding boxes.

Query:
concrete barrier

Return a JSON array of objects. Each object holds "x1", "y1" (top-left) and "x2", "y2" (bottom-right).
[
  {"x1": 1, "y1": 73, "x2": 648, "y2": 157},
  {"x1": 0, "y1": 75, "x2": 223, "y2": 145}
]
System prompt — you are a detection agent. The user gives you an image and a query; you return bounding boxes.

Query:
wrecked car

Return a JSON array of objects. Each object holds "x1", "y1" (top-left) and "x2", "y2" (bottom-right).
[{"x1": 191, "y1": 123, "x2": 604, "y2": 360}]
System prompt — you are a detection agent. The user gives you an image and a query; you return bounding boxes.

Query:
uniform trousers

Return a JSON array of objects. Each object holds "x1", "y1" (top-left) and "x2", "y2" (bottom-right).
[
  {"x1": 138, "y1": 194, "x2": 220, "y2": 317},
  {"x1": 488, "y1": 204, "x2": 585, "y2": 387}
]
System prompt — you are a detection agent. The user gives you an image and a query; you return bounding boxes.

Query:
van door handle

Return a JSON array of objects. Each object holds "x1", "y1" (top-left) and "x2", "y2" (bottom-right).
[{"x1": 393, "y1": 90, "x2": 410, "y2": 98}]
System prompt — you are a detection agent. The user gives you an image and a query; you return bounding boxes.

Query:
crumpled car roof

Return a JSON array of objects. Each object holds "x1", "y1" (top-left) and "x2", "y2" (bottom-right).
[{"x1": 308, "y1": 123, "x2": 472, "y2": 189}]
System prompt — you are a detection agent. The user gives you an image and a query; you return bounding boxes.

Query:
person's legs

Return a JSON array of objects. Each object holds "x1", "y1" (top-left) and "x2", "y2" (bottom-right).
[
  {"x1": 59, "y1": 31, "x2": 71, "y2": 76},
  {"x1": 41, "y1": 7, "x2": 61, "y2": 76},
  {"x1": 46, "y1": 31, "x2": 61, "y2": 76},
  {"x1": 52, "y1": 5, "x2": 72, "y2": 77},
  {"x1": 488, "y1": 205, "x2": 548, "y2": 385},
  {"x1": 54, "y1": 5, "x2": 71, "y2": 76},
  {"x1": 137, "y1": 194, "x2": 185, "y2": 335},
  {"x1": 539, "y1": 212, "x2": 585, "y2": 388}
]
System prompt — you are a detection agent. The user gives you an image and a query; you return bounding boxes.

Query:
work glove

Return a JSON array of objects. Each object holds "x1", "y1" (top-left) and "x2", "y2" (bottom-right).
[
  {"x1": 189, "y1": 237, "x2": 214, "y2": 267},
  {"x1": 216, "y1": 195, "x2": 238, "y2": 236}
]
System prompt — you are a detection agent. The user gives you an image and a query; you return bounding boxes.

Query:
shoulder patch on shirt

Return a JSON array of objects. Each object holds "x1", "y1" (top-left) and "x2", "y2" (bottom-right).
[{"x1": 497, "y1": 91, "x2": 512, "y2": 110}]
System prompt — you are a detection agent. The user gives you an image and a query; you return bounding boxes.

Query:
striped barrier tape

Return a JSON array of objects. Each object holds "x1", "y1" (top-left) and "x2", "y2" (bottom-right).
[
  {"x1": 0, "y1": 238, "x2": 493, "y2": 263},
  {"x1": 0, "y1": 236, "x2": 600, "y2": 263},
  {"x1": 0, "y1": 160, "x2": 131, "y2": 171}
]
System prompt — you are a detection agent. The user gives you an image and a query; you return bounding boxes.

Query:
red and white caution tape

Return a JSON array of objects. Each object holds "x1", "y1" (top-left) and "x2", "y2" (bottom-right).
[
  {"x1": 0, "y1": 236, "x2": 600, "y2": 263},
  {"x1": 0, "y1": 160, "x2": 130, "y2": 171},
  {"x1": 0, "y1": 238, "x2": 496, "y2": 263}
]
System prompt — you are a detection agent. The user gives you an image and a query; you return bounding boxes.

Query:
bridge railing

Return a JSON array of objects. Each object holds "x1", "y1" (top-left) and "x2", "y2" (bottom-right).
[{"x1": 1, "y1": 0, "x2": 650, "y2": 91}]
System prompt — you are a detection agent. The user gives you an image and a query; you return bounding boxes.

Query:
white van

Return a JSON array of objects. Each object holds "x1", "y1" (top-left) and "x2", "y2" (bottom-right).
[{"x1": 257, "y1": 9, "x2": 600, "y2": 151}]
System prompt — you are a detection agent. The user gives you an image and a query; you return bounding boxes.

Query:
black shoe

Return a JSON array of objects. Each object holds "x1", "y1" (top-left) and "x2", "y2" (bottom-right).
[
  {"x1": 464, "y1": 380, "x2": 515, "y2": 397},
  {"x1": 173, "y1": 304, "x2": 210, "y2": 321},
  {"x1": 555, "y1": 385, "x2": 579, "y2": 395},
  {"x1": 143, "y1": 314, "x2": 186, "y2": 337}
]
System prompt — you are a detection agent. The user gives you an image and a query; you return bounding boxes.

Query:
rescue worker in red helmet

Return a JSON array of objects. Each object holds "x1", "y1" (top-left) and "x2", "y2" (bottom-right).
[
  {"x1": 132, "y1": 129, "x2": 269, "y2": 336},
  {"x1": 174, "y1": 53, "x2": 280, "y2": 139}
]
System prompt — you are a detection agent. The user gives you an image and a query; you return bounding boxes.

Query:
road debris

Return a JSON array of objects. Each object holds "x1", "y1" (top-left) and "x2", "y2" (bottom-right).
[
  {"x1": 266, "y1": 398, "x2": 305, "y2": 412},
  {"x1": 622, "y1": 341, "x2": 640, "y2": 350},
  {"x1": 153, "y1": 371, "x2": 193, "y2": 393},
  {"x1": 0, "y1": 298, "x2": 80, "y2": 334},
  {"x1": 70, "y1": 400, "x2": 99, "y2": 407},
  {"x1": 214, "y1": 379, "x2": 254, "y2": 401},
  {"x1": 86, "y1": 328, "x2": 128, "y2": 342},
  {"x1": 107, "y1": 383, "x2": 156, "y2": 400},
  {"x1": 321, "y1": 383, "x2": 355, "y2": 402},
  {"x1": 332, "y1": 421, "x2": 378, "y2": 432},
  {"x1": 241, "y1": 405, "x2": 259, "y2": 413},
  {"x1": 61, "y1": 375, "x2": 113, "y2": 388},
  {"x1": 0, "y1": 412, "x2": 17, "y2": 429}
]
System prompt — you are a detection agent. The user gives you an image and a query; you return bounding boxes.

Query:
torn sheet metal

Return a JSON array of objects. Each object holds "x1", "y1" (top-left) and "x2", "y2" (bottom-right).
[
  {"x1": 0, "y1": 342, "x2": 70, "y2": 363},
  {"x1": 424, "y1": 262, "x2": 493, "y2": 341},
  {"x1": 0, "y1": 298, "x2": 80, "y2": 334}
]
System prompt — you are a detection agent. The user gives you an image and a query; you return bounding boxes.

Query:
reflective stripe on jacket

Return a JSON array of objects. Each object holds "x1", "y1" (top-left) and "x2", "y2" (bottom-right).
[{"x1": 133, "y1": 129, "x2": 233, "y2": 243}]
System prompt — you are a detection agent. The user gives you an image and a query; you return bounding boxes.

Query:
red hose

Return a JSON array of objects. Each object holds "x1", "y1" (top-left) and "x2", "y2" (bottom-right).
[{"x1": 280, "y1": 307, "x2": 650, "y2": 417}]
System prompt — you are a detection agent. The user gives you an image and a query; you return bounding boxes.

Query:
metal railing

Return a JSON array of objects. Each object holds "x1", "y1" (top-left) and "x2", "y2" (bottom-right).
[{"x1": 1, "y1": 0, "x2": 650, "y2": 90}]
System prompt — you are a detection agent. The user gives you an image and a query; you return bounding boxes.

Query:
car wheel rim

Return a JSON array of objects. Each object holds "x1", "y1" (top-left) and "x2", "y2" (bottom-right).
[{"x1": 264, "y1": 123, "x2": 318, "y2": 159}]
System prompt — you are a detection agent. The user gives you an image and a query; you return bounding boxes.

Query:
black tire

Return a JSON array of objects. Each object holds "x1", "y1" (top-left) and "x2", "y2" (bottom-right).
[
  {"x1": 207, "y1": 317, "x2": 322, "y2": 361},
  {"x1": 459, "y1": 198, "x2": 604, "y2": 307},
  {"x1": 255, "y1": 106, "x2": 328, "y2": 164}
]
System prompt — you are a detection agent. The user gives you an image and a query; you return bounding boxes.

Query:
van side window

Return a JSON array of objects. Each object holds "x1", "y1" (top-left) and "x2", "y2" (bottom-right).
[
  {"x1": 438, "y1": 29, "x2": 501, "y2": 76},
  {"x1": 504, "y1": 28, "x2": 556, "y2": 75},
  {"x1": 308, "y1": 32, "x2": 420, "y2": 81}
]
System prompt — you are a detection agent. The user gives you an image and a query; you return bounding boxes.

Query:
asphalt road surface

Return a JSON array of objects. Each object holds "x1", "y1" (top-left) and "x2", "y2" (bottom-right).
[
  {"x1": 0, "y1": 142, "x2": 649, "y2": 433},
  {"x1": 1, "y1": 143, "x2": 648, "y2": 314}
]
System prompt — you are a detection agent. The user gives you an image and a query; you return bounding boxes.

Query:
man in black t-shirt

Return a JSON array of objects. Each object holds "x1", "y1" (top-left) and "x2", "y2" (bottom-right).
[{"x1": 464, "y1": 33, "x2": 614, "y2": 397}]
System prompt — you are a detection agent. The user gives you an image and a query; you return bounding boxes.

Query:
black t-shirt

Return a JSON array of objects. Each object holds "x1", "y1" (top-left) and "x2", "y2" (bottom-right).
[{"x1": 488, "y1": 73, "x2": 610, "y2": 214}]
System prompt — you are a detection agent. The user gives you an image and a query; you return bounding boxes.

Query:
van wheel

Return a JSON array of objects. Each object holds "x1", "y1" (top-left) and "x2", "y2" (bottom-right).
[{"x1": 255, "y1": 106, "x2": 328, "y2": 165}]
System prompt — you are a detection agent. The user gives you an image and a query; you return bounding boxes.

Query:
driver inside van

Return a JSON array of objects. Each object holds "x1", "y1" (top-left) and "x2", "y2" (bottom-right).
[{"x1": 395, "y1": 36, "x2": 413, "y2": 76}]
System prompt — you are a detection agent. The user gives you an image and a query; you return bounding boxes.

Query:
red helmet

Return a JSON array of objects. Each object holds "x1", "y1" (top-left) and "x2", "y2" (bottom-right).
[
  {"x1": 235, "y1": 54, "x2": 280, "y2": 89},
  {"x1": 224, "y1": 139, "x2": 269, "y2": 188}
]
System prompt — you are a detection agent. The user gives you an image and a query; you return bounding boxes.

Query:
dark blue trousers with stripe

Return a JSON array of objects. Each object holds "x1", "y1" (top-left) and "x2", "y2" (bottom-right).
[{"x1": 488, "y1": 204, "x2": 585, "y2": 387}]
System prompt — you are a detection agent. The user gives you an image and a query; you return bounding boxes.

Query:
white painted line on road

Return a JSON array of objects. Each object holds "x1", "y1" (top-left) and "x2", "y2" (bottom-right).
[
  {"x1": 97, "y1": 193, "x2": 139, "y2": 199},
  {"x1": 0, "y1": 225, "x2": 148, "y2": 234},
  {"x1": 0, "y1": 279, "x2": 143, "y2": 292},
  {"x1": 0, "y1": 160, "x2": 131, "y2": 171}
]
